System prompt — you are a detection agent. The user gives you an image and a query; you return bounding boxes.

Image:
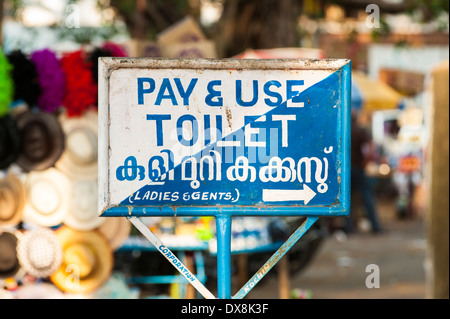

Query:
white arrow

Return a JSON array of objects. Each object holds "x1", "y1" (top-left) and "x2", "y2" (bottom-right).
[{"x1": 262, "y1": 185, "x2": 317, "y2": 204}]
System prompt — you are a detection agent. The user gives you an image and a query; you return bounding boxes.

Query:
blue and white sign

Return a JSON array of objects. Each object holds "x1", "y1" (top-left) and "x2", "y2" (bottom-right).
[{"x1": 98, "y1": 58, "x2": 351, "y2": 217}]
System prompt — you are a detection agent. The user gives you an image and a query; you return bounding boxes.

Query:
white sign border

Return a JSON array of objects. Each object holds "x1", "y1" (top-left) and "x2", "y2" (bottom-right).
[{"x1": 98, "y1": 57, "x2": 351, "y2": 217}]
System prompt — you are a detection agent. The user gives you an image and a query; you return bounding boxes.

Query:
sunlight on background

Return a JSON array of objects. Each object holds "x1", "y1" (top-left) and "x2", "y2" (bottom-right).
[{"x1": 19, "y1": 0, "x2": 108, "y2": 27}]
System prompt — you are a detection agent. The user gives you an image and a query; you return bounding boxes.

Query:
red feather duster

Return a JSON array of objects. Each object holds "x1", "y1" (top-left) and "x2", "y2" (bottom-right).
[{"x1": 60, "y1": 50, "x2": 97, "y2": 117}]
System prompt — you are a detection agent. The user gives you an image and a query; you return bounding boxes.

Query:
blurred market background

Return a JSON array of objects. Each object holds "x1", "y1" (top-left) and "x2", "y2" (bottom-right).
[{"x1": 0, "y1": 0, "x2": 448, "y2": 299}]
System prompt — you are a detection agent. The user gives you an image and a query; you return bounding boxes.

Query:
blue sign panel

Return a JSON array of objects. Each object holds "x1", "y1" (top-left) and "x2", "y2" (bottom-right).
[{"x1": 98, "y1": 58, "x2": 351, "y2": 217}]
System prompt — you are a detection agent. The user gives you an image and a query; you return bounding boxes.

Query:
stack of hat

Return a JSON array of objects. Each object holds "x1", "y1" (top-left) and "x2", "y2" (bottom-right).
[
  {"x1": 55, "y1": 110, "x2": 130, "y2": 250},
  {"x1": 0, "y1": 110, "x2": 131, "y2": 296},
  {"x1": 56, "y1": 110, "x2": 103, "y2": 231},
  {"x1": 0, "y1": 110, "x2": 131, "y2": 297},
  {"x1": 0, "y1": 226, "x2": 117, "y2": 296},
  {"x1": 0, "y1": 44, "x2": 133, "y2": 298}
]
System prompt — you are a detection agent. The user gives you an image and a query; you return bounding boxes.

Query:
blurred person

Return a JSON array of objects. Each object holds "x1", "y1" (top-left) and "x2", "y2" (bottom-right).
[{"x1": 346, "y1": 112, "x2": 383, "y2": 234}]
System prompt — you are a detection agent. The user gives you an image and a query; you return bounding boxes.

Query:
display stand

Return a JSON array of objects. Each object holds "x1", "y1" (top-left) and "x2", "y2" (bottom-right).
[{"x1": 125, "y1": 216, "x2": 318, "y2": 299}]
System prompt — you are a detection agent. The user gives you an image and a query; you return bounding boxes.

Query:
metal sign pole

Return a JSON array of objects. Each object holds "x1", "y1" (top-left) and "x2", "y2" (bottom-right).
[
  {"x1": 216, "y1": 214, "x2": 232, "y2": 299},
  {"x1": 127, "y1": 214, "x2": 318, "y2": 299}
]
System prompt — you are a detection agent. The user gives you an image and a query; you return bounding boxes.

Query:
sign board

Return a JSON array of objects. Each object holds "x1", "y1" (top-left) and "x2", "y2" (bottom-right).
[{"x1": 98, "y1": 58, "x2": 351, "y2": 217}]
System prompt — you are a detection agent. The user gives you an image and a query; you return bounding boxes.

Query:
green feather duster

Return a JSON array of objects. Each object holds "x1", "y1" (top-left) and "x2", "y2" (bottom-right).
[{"x1": 0, "y1": 50, "x2": 14, "y2": 117}]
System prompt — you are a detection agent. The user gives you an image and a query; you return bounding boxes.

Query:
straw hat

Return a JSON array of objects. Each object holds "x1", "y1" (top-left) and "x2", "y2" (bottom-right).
[
  {"x1": 22, "y1": 168, "x2": 71, "y2": 227},
  {"x1": 0, "y1": 230, "x2": 23, "y2": 280},
  {"x1": 50, "y1": 226, "x2": 113, "y2": 294},
  {"x1": 56, "y1": 110, "x2": 98, "y2": 180},
  {"x1": 97, "y1": 217, "x2": 131, "y2": 251},
  {"x1": 15, "y1": 110, "x2": 65, "y2": 172},
  {"x1": 0, "y1": 114, "x2": 21, "y2": 170},
  {"x1": 64, "y1": 179, "x2": 104, "y2": 231},
  {"x1": 0, "y1": 173, "x2": 26, "y2": 227},
  {"x1": 17, "y1": 228, "x2": 63, "y2": 278}
]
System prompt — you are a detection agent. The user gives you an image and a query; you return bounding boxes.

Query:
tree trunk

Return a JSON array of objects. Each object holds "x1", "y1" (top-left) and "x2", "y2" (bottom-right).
[
  {"x1": 216, "y1": 0, "x2": 303, "y2": 57},
  {"x1": 110, "y1": 0, "x2": 191, "y2": 39}
]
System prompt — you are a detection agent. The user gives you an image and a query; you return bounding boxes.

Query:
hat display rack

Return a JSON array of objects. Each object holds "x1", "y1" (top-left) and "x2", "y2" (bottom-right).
[
  {"x1": 1, "y1": 16, "x2": 280, "y2": 299},
  {"x1": 0, "y1": 42, "x2": 132, "y2": 298}
]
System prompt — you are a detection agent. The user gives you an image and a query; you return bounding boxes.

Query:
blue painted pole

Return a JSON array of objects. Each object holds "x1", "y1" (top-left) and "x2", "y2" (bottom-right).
[{"x1": 216, "y1": 214, "x2": 232, "y2": 299}]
